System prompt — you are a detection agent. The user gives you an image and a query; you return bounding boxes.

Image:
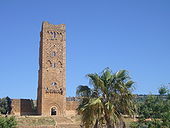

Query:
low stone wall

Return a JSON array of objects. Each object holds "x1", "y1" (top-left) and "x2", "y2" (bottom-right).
[
  {"x1": 11, "y1": 99, "x2": 36, "y2": 116},
  {"x1": 11, "y1": 99, "x2": 20, "y2": 116},
  {"x1": 11, "y1": 97, "x2": 79, "y2": 116},
  {"x1": 66, "y1": 97, "x2": 79, "y2": 116},
  {"x1": 66, "y1": 100, "x2": 79, "y2": 111}
]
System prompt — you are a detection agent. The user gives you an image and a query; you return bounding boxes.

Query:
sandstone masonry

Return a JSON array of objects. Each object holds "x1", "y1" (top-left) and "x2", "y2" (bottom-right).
[{"x1": 37, "y1": 22, "x2": 66, "y2": 116}]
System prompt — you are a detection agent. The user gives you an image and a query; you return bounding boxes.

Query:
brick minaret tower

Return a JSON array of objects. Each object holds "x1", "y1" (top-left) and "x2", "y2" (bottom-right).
[{"x1": 37, "y1": 22, "x2": 66, "y2": 116}]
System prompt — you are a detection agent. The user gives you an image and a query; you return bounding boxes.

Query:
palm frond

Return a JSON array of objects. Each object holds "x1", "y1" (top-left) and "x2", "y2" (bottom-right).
[
  {"x1": 76, "y1": 68, "x2": 136, "y2": 128},
  {"x1": 76, "y1": 85, "x2": 91, "y2": 97},
  {"x1": 125, "y1": 80, "x2": 134, "y2": 88},
  {"x1": 87, "y1": 74, "x2": 106, "y2": 94},
  {"x1": 115, "y1": 70, "x2": 130, "y2": 81}
]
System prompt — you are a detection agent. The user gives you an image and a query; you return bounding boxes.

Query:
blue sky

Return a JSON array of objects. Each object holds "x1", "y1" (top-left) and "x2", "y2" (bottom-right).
[{"x1": 0, "y1": 0, "x2": 170, "y2": 99}]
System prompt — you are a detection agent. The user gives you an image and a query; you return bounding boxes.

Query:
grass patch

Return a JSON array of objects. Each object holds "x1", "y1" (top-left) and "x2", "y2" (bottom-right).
[
  {"x1": 124, "y1": 117, "x2": 134, "y2": 128},
  {"x1": 16, "y1": 116, "x2": 56, "y2": 127}
]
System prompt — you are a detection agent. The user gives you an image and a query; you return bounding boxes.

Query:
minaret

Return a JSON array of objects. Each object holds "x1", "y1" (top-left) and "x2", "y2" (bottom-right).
[{"x1": 37, "y1": 22, "x2": 66, "y2": 116}]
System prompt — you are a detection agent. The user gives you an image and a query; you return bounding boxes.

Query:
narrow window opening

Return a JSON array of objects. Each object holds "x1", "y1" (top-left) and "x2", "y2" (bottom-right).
[
  {"x1": 53, "y1": 32, "x2": 57, "y2": 38},
  {"x1": 51, "y1": 82, "x2": 57, "y2": 86},
  {"x1": 51, "y1": 107, "x2": 57, "y2": 115},
  {"x1": 52, "y1": 51, "x2": 56, "y2": 56},
  {"x1": 51, "y1": 63, "x2": 56, "y2": 68}
]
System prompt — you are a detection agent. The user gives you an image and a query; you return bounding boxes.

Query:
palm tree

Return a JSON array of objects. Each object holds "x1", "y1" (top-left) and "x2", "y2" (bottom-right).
[
  {"x1": 76, "y1": 68, "x2": 135, "y2": 128},
  {"x1": 77, "y1": 86, "x2": 105, "y2": 128}
]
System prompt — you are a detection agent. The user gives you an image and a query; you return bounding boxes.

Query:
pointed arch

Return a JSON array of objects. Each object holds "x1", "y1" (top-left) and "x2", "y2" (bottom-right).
[{"x1": 58, "y1": 61, "x2": 63, "y2": 68}]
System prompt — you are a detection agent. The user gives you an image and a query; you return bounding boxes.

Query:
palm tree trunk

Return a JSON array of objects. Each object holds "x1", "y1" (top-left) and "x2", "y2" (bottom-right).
[
  {"x1": 105, "y1": 114, "x2": 114, "y2": 128},
  {"x1": 94, "y1": 119, "x2": 99, "y2": 128},
  {"x1": 119, "y1": 118, "x2": 126, "y2": 128}
]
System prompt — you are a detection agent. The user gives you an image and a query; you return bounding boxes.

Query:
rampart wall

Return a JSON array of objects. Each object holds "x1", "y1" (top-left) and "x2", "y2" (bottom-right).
[
  {"x1": 11, "y1": 99, "x2": 36, "y2": 116},
  {"x1": 11, "y1": 97, "x2": 79, "y2": 116}
]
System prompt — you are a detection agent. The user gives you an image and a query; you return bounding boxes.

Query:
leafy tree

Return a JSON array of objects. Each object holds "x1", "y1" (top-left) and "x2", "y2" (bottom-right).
[
  {"x1": 159, "y1": 86, "x2": 168, "y2": 96},
  {"x1": 77, "y1": 68, "x2": 135, "y2": 128},
  {"x1": 0, "y1": 97, "x2": 12, "y2": 115},
  {"x1": 0, "y1": 116, "x2": 17, "y2": 128},
  {"x1": 130, "y1": 86, "x2": 170, "y2": 128}
]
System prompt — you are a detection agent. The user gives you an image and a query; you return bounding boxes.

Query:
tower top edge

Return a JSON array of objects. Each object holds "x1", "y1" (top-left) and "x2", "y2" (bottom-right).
[
  {"x1": 42, "y1": 21, "x2": 65, "y2": 27},
  {"x1": 41, "y1": 21, "x2": 65, "y2": 31},
  {"x1": 43, "y1": 21, "x2": 65, "y2": 25}
]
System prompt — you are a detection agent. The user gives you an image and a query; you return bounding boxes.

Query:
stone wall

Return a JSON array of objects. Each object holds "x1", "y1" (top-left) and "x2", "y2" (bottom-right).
[
  {"x1": 11, "y1": 99, "x2": 36, "y2": 116},
  {"x1": 66, "y1": 97, "x2": 79, "y2": 111},
  {"x1": 11, "y1": 99, "x2": 20, "y2": 116},
  {"x1": 65, "y1": 97, "x2": 79, "y2": 116},
  {"x1": 11, "y1": 98, "x2": 79, "y2": 116}
]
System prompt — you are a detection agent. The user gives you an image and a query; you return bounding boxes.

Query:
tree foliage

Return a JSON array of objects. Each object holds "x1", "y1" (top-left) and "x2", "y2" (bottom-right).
[
  {"x1": 159, "y1": 86, "x2": 169, "y2": 95},
  {"x1": 0, "y1": 116, "x2": 17, "y2": 128},
  {"x1": 130, "y1": 86, "x2": 170, "y2": 128},
  {"x1": 76, "y1": 68, "x2": 135, "y2": 128},
  {"x1": 0, "y1": 97, "x2": 12, "y2": 115}
]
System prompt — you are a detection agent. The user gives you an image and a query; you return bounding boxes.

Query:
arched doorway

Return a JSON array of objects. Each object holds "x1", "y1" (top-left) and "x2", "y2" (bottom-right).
[{"x1": 51, "y1": 107, "x2": 57, "y2": 115}]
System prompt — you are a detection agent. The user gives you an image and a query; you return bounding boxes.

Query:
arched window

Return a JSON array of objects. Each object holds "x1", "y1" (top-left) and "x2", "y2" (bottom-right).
[
  {"x1": 51, "y1": 107, "x2": 57, "y2": 115},
  {"x1": 58, "y1": 61, "x2": 62, "y2": 68},
  {"x1": 47, "y1": 60, "x2": 52, "y2": 67}
]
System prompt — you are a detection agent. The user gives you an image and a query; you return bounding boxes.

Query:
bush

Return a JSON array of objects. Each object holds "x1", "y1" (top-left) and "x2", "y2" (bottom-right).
[
  {"x1": 0, "y1": 116, "x2": 17, "y2": 128},
  {"x1": 130, "y1": 119, "x2": 163, "y2": 128},
  {"x1": 130, "y1": 86, "x2": 170, "y2": 128},
  {"x1": 0, "y1": 97, "x2": 12, "y2": 114}
]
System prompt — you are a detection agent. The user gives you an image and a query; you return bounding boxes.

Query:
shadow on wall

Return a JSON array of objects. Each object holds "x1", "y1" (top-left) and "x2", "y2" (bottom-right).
[{"x1": 20, "y1": 99, "x2": 37, "y2": 116}]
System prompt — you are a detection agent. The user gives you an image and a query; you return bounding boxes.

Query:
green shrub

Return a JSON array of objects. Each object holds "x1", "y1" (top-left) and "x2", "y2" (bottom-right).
[
  {"x1": 0, "y1": 116, "x2": 17, "y2": 128},
  {"x1": 130, "y1": 86, "x2": 170, "y2": 128},
  {"x1": 0, "y1": 97, "x2": 11, "y2": 115}
]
